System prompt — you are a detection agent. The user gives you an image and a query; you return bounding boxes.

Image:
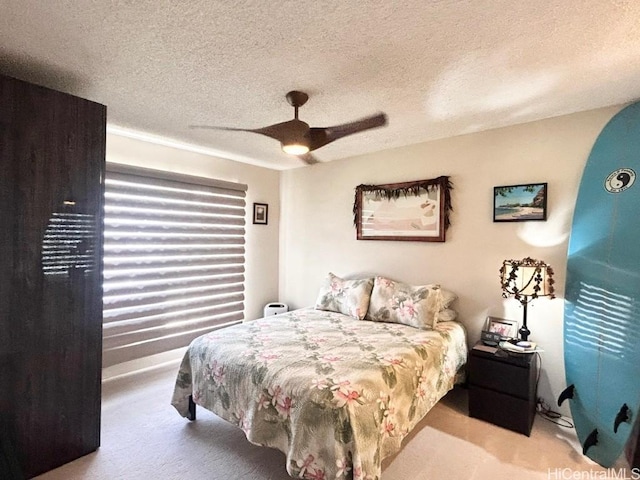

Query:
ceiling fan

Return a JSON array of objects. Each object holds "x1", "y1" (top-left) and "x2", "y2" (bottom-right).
[{"x1": 190, "y1": 91, "x2": 388, "y2": 165}]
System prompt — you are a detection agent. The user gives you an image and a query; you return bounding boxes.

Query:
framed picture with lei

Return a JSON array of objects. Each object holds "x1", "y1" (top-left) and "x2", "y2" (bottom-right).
[{"x1": 353, "y1": 176, "x2": 452, "y2": 242}]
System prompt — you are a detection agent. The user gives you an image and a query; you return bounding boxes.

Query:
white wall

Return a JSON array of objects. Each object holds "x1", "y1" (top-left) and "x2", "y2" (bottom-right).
[
  {"x1": 106, "y1": 133, "x2": 281, "y2": 322},
  {"x1": 279, "y1": 104, "x2": 623, "y2": 414}
]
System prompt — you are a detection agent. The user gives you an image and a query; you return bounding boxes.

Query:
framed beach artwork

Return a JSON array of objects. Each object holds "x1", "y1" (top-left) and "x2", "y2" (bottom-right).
[
  {"x1": 353, "y1": 176, "x2": 453, "y2": 242},
  {"x1": 493, "y1": 183, "x2": 548, "y2": 222}
]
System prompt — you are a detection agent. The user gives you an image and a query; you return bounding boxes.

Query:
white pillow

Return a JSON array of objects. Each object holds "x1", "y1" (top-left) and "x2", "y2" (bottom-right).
[
  {"x1": 437, "y1": 308, "x2": 458, "y2": 322},
  {"x1": 434, "y1": 288, "x2": 457, "y2": 310}
]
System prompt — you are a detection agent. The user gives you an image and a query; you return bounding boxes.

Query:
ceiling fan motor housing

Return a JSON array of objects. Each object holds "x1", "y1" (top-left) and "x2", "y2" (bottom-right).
[{"x1": 280, "y1": 119, "x2": 310, "y2": 154}]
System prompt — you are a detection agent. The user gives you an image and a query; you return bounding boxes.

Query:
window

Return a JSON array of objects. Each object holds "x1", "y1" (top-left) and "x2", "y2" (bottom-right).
[{"x1": 102, "y1": 164, "x2": 247, "y2": 367}]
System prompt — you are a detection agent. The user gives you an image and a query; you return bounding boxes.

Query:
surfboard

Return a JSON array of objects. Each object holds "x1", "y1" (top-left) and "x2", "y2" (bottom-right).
[{"x1": 561, "y1": 102, "x2": 640, "y2": 467}]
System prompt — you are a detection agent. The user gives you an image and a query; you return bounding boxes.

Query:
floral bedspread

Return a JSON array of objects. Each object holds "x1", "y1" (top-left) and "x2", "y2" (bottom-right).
[{"x1": 171, "y1": 308, "x2": 467, "y2": 480}]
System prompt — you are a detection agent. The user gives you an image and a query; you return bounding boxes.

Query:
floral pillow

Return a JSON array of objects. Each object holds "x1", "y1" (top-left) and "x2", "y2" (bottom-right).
[
  {"x1": 365, "y1": 276, "x2": 457, "y2": 329},
  {"x1": 314, "y1": 273, "x2": 374, "y2": 320}
]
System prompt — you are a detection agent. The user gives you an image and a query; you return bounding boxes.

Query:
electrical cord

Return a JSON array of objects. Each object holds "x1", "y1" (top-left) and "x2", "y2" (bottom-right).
[
  {"x1": 537, "y1": 398, "x2": 575, "y2": 428},
  {"x1": 534, "y1": 352, "x2": 574, "y2": 428}
]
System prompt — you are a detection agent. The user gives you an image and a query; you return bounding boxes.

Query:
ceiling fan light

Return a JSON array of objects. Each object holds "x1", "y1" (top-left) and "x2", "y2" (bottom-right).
[{"x1": 282, "y1": 143, "x2": 310, "y2": 155}]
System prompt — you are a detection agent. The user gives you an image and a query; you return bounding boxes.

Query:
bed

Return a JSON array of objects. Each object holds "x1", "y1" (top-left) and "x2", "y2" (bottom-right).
[{"x1": 171, "y1": 275, "x2": 467, "y2": 480}]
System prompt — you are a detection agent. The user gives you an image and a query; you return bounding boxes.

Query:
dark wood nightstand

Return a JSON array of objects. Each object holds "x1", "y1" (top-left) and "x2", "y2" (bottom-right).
[{"x1": 468, "y1": 342, "x2": 538, "y2": 436}]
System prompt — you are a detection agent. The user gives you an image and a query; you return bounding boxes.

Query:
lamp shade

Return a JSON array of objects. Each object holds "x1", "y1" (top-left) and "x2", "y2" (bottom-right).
[
  {"x1": 499, "y1": 257, "x2": 555, "y2": 341},
  {"x1": 500, "y1": 257, "x2": 555, "y2": 301}
]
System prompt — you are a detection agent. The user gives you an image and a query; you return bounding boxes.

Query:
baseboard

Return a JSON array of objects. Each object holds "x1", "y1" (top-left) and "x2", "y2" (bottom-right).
[{"x1": 102, "y1": 347, "x2": 186, "y2": 382}]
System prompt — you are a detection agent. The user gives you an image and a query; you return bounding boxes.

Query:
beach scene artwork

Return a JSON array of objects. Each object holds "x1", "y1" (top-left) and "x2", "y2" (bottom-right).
[
  {"x1": 361, "y1": 188, "x2": 440, "y2": 236},
  {"x1": 494, "y1": 183, "x2": 547, "y2": 222},
  {"x1": 354, "y1": 177, "x2": 451, "y2": 242}
]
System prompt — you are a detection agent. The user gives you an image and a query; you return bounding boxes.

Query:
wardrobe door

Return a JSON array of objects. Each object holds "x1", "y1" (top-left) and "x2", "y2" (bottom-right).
[{"x1": 0, "y1": 74, "x2": 106, "y2": 478}]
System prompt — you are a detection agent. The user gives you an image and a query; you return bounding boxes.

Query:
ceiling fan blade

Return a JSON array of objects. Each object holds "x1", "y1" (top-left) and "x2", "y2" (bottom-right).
[
  {"x1": 307, "y1": 112, "x2": 387, "y2": 151},
  {"x1": 297, "y1": 152, "x2": 319, "y2": 165},
  {"x1": 190, "y1": 119, "x2": 303, "y2": 143}
]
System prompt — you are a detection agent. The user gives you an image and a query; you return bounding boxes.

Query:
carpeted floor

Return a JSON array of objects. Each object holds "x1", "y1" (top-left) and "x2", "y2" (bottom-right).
[{"x1": 35, "y1": 362, "x2": 617, "y2": 480}]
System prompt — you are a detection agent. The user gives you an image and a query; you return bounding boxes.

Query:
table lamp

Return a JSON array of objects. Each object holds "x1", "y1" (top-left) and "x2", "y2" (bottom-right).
[{"x1": 499, "y1": 257, "x2": 555, "y2": 341}]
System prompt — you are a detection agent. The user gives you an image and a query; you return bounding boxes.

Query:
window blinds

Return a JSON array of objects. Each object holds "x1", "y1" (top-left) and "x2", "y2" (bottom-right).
[{"x1": 102, "y1": 164, "x2": 247, "y2": 368}]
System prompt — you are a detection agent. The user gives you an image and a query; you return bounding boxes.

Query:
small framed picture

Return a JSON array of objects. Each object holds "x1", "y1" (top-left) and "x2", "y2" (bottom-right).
[
  {"x1": 493, "y1": 182, "x2": 547, "y2": 222},
  {"x1": 253, "y1": 203, "x2": 268, "y2": 225},
  {"x1": 485, "y1": 317, "x2": 518, "y2": 339}
]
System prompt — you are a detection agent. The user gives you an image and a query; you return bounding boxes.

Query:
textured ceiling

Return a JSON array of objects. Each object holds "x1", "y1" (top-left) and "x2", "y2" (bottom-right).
[{"x1": 1, "y1": 0, "x2": 640, "y2": 170}]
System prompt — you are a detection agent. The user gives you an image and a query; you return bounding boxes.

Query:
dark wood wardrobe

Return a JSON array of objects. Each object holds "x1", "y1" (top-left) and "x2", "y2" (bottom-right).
[{"x1": 0, "y1": 74, "x2": 106, "y2": 478}]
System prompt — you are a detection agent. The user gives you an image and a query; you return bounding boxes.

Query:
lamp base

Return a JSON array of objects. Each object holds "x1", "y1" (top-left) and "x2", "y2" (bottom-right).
[{"x1": 519, "y1": 325, "x2": 530, "y2": 341}]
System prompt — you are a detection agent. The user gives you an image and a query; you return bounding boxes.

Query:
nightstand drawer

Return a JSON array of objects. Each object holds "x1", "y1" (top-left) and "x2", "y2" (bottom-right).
[
  {"x1": 469, "y1": 385, "x2": 536, "y2": 436},
  {"x1": 468, "y1": 354, "x2": 535, "y2": 399}
]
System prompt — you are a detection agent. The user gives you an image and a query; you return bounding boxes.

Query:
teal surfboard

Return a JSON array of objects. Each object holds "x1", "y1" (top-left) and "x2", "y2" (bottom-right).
[{"x1": 561, "y1": 102, "x2": 640, "y2": 467}]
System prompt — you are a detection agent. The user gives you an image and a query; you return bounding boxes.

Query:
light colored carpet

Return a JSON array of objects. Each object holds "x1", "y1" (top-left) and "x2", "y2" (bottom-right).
[{"x1": 35, "y1": 362, "x2": 618, "y2": 480}]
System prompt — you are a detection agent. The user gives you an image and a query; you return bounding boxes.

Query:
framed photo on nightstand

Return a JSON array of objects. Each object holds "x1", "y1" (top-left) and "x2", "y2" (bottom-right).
[{"x1": 485, "y1": 317, "x2": 518, "y2": 339}]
